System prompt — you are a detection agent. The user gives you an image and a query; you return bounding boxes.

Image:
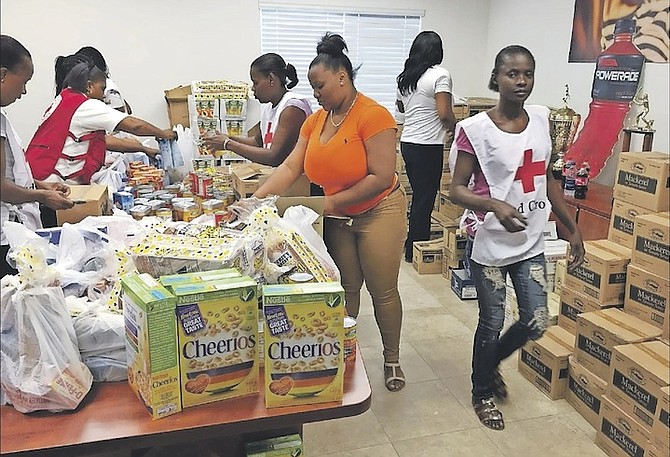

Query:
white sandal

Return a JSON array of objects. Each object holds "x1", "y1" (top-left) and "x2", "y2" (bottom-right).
[{"x1": 384, "y1": 362, "x2": 406, "y2": 392}]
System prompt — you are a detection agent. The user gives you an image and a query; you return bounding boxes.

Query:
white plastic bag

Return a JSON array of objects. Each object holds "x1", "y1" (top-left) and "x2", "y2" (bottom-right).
[
  {"x1": 0, "y1": 276, "x2": 93, "y2": 413},
  {"x1": 91, "y1": 155, "x2": 125, "y2": 201}
]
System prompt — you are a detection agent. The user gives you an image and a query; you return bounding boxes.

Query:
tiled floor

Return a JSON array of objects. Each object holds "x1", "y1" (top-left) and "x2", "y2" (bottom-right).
[{"x1": 303, "y1": 263, "x2": 606, "y2": 456}]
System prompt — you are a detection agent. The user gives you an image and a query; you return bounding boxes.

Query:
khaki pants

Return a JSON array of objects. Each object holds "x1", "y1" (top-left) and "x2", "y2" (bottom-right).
[{"x1": 324, "y1": 187, "x2": 407, "y2": 363}]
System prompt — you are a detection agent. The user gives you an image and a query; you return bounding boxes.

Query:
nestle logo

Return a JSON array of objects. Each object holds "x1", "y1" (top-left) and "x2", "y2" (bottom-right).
[
  {"x1": 632, "y1": 162, "x2": 646, "y2": 173},
  {"x1": 626, "y1": 209, "x2": 639, "y2": 218},
  {"x1": 575, "y1": 298, "x2": 584, "y2": 308},
  {"x1": 532, "y1": 347, "x2": 542, "y2": 358},
  {"x1": 579, "y1": 375, "x2": 589, "y2": 386},
  {"x1": 618, "y1": 418, "x2": 632, "y2": 434},
  {"x1": 600, "y1": 58, "x2": 618, "y2": 67}
]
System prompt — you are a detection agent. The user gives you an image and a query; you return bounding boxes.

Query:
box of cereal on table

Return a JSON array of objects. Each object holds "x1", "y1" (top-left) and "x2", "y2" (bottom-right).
[
  {"x1": 168, "y1": 276, "x2": 259, "y2": 408},
  {"x1": 262, "y1": 282, "x2": 345, "y2": 408},
  {"x1": 121, "y1": 273, "x2": 180, "y2": 419}
]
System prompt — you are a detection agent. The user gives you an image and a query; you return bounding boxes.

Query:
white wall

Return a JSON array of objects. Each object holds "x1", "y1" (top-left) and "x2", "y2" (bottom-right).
[
  {"x1": 485, "y1": 1, "x2": 669, "y2": 185},
  {"x1": 3, "y1": 0, "x2": 666, "y2": 186},
  {"x1": 1, "y1": 0, "x2": 491, "y2": 144}
]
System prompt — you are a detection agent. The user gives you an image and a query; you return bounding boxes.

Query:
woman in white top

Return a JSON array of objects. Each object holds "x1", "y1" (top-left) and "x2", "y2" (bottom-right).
[
  {"x1": 203, "y1": 53, "x2": 313, "y2": 167},
  {"x1": 396, "y1": 31, "x2": 456, "y2": 262},
  {"x1": 0, "y1": 35, "x2": 74, "y2": 277}
]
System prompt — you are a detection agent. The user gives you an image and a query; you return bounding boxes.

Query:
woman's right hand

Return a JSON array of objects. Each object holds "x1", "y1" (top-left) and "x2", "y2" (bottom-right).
[
  {"x1": 41, "y1": 190, "x2": 74, "y2": 210},
  {"x1": 492, "y1": 199, "x2": 527, "y2": 232}
]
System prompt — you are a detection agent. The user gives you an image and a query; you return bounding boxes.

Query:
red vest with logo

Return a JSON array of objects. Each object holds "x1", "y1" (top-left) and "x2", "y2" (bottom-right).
[{"x1": 26, "y1": 88, "x2": 106, "y2": 183}]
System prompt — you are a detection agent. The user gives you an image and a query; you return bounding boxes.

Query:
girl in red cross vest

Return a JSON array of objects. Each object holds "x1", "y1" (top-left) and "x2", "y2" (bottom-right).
[
  {"x1": 25, "y1": 60, "x2": 175, "y2": 185},
  {"x1": 449, "y1": 45, "x2": 585, "y2": 431}
]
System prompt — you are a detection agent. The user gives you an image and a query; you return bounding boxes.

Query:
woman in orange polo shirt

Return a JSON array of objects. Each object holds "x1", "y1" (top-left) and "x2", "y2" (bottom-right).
[{"x1": 255, "y1": 33, "x2": 407, "y2": 392}]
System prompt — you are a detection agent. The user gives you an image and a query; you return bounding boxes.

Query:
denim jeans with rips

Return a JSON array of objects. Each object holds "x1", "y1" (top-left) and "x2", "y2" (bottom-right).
[{"x1": 467, "y1": 239, "x2": 549, "y2": 402}]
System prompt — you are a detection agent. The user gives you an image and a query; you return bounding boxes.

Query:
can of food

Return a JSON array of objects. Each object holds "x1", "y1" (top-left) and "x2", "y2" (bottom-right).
[{"x1": 343, "y1": 316, "x2": 357, "y2": 364}]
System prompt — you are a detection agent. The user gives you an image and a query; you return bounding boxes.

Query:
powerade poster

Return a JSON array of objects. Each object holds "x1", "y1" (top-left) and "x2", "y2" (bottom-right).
[{"x1": 569, "y1": 0, "x2": 669, "y2": 63}]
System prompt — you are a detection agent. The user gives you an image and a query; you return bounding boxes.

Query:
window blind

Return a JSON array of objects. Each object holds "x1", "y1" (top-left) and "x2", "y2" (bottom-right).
[{"x1": 260, "y1": 7, "x2": 421, "y2": 113}]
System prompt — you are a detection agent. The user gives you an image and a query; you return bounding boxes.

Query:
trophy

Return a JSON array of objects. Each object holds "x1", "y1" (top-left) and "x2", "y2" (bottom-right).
[
  {"x1": 549, "y1": 85, "x2": 581, "y2": 180},
  {"x1": 630, "y1": 90, "x2": 655, "y2": 132}
]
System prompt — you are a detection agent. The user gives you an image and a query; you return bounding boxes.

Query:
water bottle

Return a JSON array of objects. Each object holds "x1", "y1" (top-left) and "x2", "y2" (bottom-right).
[
  {"x1": 574, "y1": 162, "x2": 590, "y2": 199},
  {"x1": 565, "y1": 18, "x2": 645, "y2": 178},
  {"x1": 564, "y1": 160, "x2": 576, "y2": 198}
]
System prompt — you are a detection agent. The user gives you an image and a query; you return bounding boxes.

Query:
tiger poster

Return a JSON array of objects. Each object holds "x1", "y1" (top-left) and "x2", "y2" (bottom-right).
[{"x1": 569, "y1": 0, "x2": 669, "y2": 63}]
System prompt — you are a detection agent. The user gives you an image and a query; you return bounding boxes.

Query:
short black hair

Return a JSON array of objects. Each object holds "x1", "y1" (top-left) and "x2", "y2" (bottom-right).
[
  {"x1": 76, "y1": 46, "x2": 108, "y2": 74},
  {"x1": 0, "y1": 35, "x2": 31, "y2": 72},
  {"x1": 62, "y1": 61, "x2": 106, "y2": 94},
  {"x1": 488, "y1": 45, "x2": 535, "y2": 92}
]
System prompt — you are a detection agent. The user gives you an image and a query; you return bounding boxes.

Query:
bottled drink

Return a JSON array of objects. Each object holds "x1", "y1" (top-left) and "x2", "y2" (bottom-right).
[
  {"x1": 574, "y1": 162, "x2": 590, "y2": 199},
  {"x1": 564, "y1": 160, "x2": 576, "y2": 198},
  {"x1": 565, "y1": 19, "x2": 644, "y2": 178}
]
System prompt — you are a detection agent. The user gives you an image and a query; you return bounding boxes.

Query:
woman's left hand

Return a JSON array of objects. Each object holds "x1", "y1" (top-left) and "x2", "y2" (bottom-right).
[{"x1": 567, "y1": 230, "x2": 585, "y2": 272}]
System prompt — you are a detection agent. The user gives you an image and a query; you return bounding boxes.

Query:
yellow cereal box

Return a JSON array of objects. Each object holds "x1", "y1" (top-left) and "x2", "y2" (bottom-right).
[
  {"x1": 170, "y1": 277, "x2": 259, "y2": 408},
  {"x1": 159, "y1": 268, "x2": 241, "y2": 291},
  {"x1": 121, "y1": 274, "x2": 181, "y2": 419},
  {"x1": 262, "y1": 282, "x2": 345, "y2": 408}
]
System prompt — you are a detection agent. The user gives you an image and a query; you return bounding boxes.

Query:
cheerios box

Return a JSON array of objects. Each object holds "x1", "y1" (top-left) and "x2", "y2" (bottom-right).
[
  {"x1": 121, "y1": 273, "x2": 181, "y2": 420},
  {"x1": 168, "y1": 277, "x2": 259, "y2": 408},
  {"x1": 262, "y1": 282, "x2": 345, "y2": 408}
]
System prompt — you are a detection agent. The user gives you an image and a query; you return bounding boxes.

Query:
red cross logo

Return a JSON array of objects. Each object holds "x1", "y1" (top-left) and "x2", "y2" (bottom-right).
[
  {"x1": 514, "y1": 149, "x2": 545, "y2": 193},
  {"x1": 263, "y1": 122, "x2": 273, "y2": 147}
]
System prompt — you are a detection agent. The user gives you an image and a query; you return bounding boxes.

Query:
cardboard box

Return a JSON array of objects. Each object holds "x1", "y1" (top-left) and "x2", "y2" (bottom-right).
[
  {"x1": 613, "y1": 152, "x2": 670, "y2": 212},
  {"x1": 121, "y1": 274, "x2": 180, "y2": 419},
  {"x1": 596, "y1": 396, "x2": 653, "y2": 457},
  {"x1": 275, "y1": 196, "x2": 325, "y2": 238},
  {"x1": 624, "y1": 264, "x2": 669, "y2": 331},
  {"x1": 608, "y1": 341, "x2": 670, "y2": 430},
  {"x1": 608, "y1": 200, "x2": 655, "y2": 249},
  {"x1": 164, "y1": 85, "x2": 192, "y2": 128},
  {"x1": 438, "y1": 191, "x2": 464, "y2": 221},
  {"x1": 631, "y1": 212, "x2": 670, "y2": 275},
  {"x1": 170, "y1": 277, "x2": 259, "y2": 408},
  {"x1": 258, "y1": 173, "x2": 310, "y2": 197},
  {"x1": 245, "y1": 433, "x2": 303, "y2": 457},
  {"x1": 554, "y1": 259, "x2": 567, "y2": 293},
  {"x1": 413, "y1": 239, "x2": 444, "y2": 274},
  {"x1": 262, "y1": 282, "x2": 345, "y2": 408},
  {"x1": 648, "y1": 444, "x2": 669, "y2": 457},
  {"x1": 575, "y1": 308, "x2": 662, "y2": 380},
  {"x1": 651, "y1": 386, "x2": 669, "y2": 451},
  {"x1": 547, "y1": 291, "x2": 560, "y2": 326},
  {"x1": 440, "y1": 172, "x2": 451, "y2": 192},
  {"x1": 565, "y1": 240, "x2": 631, "y2": 305},
  {"x1": 558, "y1": 287, "x2": 618, "y2": 335},
  {"x1": 566, "y1": 357, "x2": 609, "y2": 429},
  {"x1": 56, "y1": 184, "x2": 109, "y2": 225},
  {"x1": 451, "y1": 268, "x2": 477, "y2": 300},
  {"x1": 518, "y1": 325, "x2": 575, "y2": 400},
  {"x1": 231, "y1": 163, "x2": 310, "y2": 199}
]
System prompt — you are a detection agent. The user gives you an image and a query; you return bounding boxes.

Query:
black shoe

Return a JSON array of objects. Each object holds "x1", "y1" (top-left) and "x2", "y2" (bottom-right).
[{"x1": 473, "y1": 397, "x2": 505, "y2": 431}]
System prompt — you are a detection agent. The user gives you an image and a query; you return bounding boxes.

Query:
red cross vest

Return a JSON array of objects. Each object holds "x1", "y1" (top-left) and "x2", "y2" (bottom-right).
[
  {"x1": 454, "y1": 105, "x2": 552, "y2": 266},
  {"x1": 26, "y1": 88, "x2": 106, "y2": 184}
]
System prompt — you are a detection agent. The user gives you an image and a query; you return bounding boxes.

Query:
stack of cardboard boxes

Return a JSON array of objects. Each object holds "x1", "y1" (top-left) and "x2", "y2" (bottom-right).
[{"x1": 517, "y1": 151, "x2": 670, "y2": 457}]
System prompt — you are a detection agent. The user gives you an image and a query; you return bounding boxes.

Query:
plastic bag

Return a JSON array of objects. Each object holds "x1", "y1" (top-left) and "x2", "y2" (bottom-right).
[
  {"x1": 0, "y1": 276, "x2": 93, "y2": 412},
  {"x1": 83, "y1": 351, "x2": 127, "y2": 382},
  {"x1": 167, "y1": 125, "x2": 197, "y2": 183},
  {"x1": 73, "y1": 304, "x2": 125, "y2": 358},
  {"x1": 91, "y1": 155, "x2": 125, "y2": 201}
]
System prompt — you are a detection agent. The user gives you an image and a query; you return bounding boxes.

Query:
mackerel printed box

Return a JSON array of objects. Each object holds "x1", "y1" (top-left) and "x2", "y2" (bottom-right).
[
  {"x1": 624, "y1": 264, "x2": 668, "y2": 332},
  {"x1": 608, "y1": 341, "x2": 670, "y2": 431},
  {"x1": 575, "y1": 308, "x2": 661, "y2": 380},
  {"x1": 565, "y1": 240, "x2": 631, "y2": 305},
  {"x1": 613, "y1": 152, "x2": 669, "y2": 212},
  {"x1": 262, "y1": 282, "x2": 345, "y2": 408},
  {"x1": 558, "y1": 287, "x2": 618, "y2": 335},
  {"x1": 596, "y1": 396, "x2": 653, "y2": 457},
  {"x1": 608, "y1": 199, "x2": 655, "y2": 249},
  {"x1": 651, "y1": 385, "x2": 669, "y2": 452},
  {"x1": 566, "y1": 356, "x2": 608, "y2": 429},
  {"x1": 517, "y1": 326, "x2": 574, "y2": 400},
  {"x1": 631, "y1": 212, "x2": 670, "y2": 277}
]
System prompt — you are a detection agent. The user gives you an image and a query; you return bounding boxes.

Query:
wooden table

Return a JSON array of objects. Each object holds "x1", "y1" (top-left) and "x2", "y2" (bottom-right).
[
  {"x1": 0, "y1": 354, "x2": 371, "y2": 457},
  {"x1": 552, "y1": 181, "x2": 613, "y2": 241}
]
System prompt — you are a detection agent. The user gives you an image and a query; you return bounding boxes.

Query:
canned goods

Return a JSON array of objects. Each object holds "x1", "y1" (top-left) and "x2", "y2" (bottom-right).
[{"x1": 343, "y1": 316, "x2": 357, "y2": 364}]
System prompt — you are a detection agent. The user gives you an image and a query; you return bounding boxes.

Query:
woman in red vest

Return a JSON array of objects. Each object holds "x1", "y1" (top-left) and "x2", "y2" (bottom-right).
[{"x1": 25, "y1": 61, "x2": 175, "y2": 185}]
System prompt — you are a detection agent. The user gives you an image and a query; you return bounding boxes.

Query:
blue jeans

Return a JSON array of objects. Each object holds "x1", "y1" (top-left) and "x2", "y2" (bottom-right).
[{"x1": 467, "y1": 241, "x2": 549, "y2": 402}]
